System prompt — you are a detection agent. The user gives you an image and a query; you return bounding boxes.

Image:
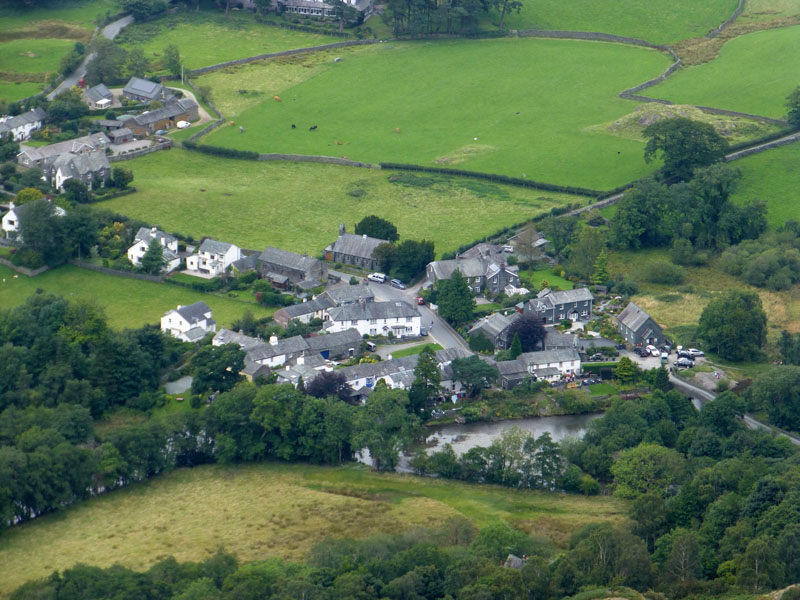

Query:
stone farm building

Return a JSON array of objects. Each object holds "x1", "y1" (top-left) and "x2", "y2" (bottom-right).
[
  {"x1": 258, "y1": 246, "x2": 328, "y2": 289},
  {"x1": 17, "y1": 132, "x2": 109, "y2": 168},
  {"x1": 120, "y1": 98, "x2": 198, "y2": 136},
  {"x1": 616, "y1": 302, "x2": 664, "y2": 347},
  {"x1": 122, "y1": 77, "x2": 174, "y2": 104},
  {"x1": 325, "y1": 227, "x2": 387, "y2": 271}
]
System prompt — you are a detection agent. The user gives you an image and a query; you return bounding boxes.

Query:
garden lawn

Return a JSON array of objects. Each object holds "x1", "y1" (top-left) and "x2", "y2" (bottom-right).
[
  {"x1": 520, "y1": 268, "x2": 574, "y2": 291},
  {"x1": 731, "y1": 141, "x2": 800, "y2": 228},
  {"x1": 0, "y1": 81, "x2": 43, "y2": 104},
  {"x1": 0, "y1": 264, "x2": 274, "y2": 330},
  {"x1": 203, "y1": 38, "x2": 671, "y2": 190},
  {"x1": 99, "y1": 148, "x2": 583, "y2": 257},
  {"x1": 501, "y1": 0, "x2": 738, "y2": 45},
  {"x1": 390, "y1": 343, "x2": 444, "y2": 358},
  {"x1": 588, "y1": 382, "x2": 618, "y2": 395},
  {"x1": 116, "y1": 10, "x2": 330, "y2": 70},
  {"x1": 0, "y1": 462, "x2": 627, "y2": 597},
  {"x1": 648, "y1": 25, "x2": 800, "y2": 118}
]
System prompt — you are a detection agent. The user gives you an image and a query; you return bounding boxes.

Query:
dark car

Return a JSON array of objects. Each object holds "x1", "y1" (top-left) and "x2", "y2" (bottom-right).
[
  {"x1": 390, "y1": 278, "x2": 406, "y2": 290},
  {"x1": 678, "y1": 350, "x2": 693, "y2": 360},
  {"x1": 676, "y1": 357, "x2": 694, "y2": 368}
]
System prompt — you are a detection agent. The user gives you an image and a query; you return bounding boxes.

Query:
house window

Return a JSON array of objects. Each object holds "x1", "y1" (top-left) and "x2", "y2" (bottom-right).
[
  {"x1": 370, "y1": 319, "x2": 377, "y2": 324},
  {"x1": 405, "y1": 317, "x2": 411, "y2": 322},
  {"x1": 370, "y1": 328, "x2": 377, "y2": 336}
]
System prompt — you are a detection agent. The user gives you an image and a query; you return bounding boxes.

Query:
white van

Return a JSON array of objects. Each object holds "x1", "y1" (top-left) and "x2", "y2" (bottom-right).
[{"x1": 368, "y1": 272, "x2": 387, "y2": 283}]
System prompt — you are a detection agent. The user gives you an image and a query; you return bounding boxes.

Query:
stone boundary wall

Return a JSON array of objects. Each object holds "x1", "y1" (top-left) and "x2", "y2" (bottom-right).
[
  {"x1": 257, "y1": 153, "x2": 373, "y2": 167},
  {"x1": 0, "y1": 256, "x2": 49, "y2": 277},
  {"x1": 109, "y1": 139, "x2": 173, "y2": 162},
  {"x1": 190, "y1": 39, "x2": 380, "y2": 76},
  {"x1": 695, "y1": 105, "x2": 787, "y2": 125},
  {"x1": 726, "y1": 131, "x2": 800, "y2": 161},
  {"x1": 185, "y1": 79, "x2": 226, "y2": 143},
  {"x1": 69, "y1": 259, "x2": 164, "y2": 282},
  {"x1": 707, "y1": 0, "x2": 745, "y2": 38}
]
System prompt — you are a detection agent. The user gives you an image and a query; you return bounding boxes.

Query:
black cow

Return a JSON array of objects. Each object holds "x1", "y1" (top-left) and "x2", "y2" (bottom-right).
[{"x1": 309, "y1": 125, "x2": 317, "y2": 131}]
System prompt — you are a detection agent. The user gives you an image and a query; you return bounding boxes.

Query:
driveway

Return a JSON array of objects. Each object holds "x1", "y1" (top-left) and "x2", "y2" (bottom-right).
[
  {"x1": 47, "y1": 15, "x2": 135, "y2": 100},
  {"x1": 110, "y1": 139, "x2": 152, "y2": 155}
]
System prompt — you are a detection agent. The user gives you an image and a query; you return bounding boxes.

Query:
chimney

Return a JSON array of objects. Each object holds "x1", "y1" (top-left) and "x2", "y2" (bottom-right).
[
  {"x1": 269, "y1": 335, "x2": 278, "y2": 345},
  {"x1": 339, "y1": 223, "x2": 346, "y2": 235},
  {"x1": 151, "y1": 226, "x2": 157, "y2": 234},
  {"x1": 362, "y1": 234, "x2": 367, "y2": 239}
]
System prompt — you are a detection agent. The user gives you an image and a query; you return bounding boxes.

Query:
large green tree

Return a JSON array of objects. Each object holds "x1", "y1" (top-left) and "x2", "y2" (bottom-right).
[
  {"x1": 163, "y1": 44, "x2": 181, "y2": 78},
  {"x1": 408, "y1": 345, "x2": 441, "y2": 412},
  {"x1": 696, "y1": 289, "x2": 766, "y2": 361},
  {"x1": 190, "y1": 344, "x2": 245, "y2": 395},
  {"x1": 786, "y1": 85, "x2": 800, "y2": 127},
  {"x1": 353, "y1": 387, "x2": 421, "y2": 471},
  {"x1": 506, "y1": 314, "x2": 546, "y2": 353},
  {"x1": 140, "y1": 238, "x2": 164, "y2": 274},
  {"x1": 643, "y1": 117, "x2": 729, "y2": 181},
  {"x1": 436, "y1": 270, "x2": 475, "y2": 326},
  {"x1": 611, "y1": 442, "x2": 684, "y2": 499},
  {"x1": 354, "y1": 215, "x2": 399, "y2": 242},
  {"x1": 748, "y1": 367, "x2": 800, "y2": 431},
  {"x1": 451, "y1": 355, "x2": 499, "y2": 397}
]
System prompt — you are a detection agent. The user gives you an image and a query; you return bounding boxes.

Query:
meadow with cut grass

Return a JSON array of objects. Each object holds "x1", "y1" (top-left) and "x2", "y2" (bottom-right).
[
  {"x1": 0, "y1": 462, "x2": 627, "y2": 598},
  {"x1": 500, "y1": 0, "x2": 738, "y2": 44},
  {"x1": 649, "y1": 25, "x2": 800, "y2": 118},
  {"x1": 116, "y1": 10, "x2": 330, "y2": 70},
  {"x1": 99, "y1": 148, "x2": 583, "y2": 256},
  {"x1": 0, "y1": 263, "x2": 274, "y2": 330},
  {"x1": 203, "y1": 38, "x2": 670, "y2": 189}
]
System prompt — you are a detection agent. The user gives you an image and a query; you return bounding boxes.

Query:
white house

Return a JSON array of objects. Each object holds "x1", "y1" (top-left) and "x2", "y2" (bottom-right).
[
  {"x1": 160, "y1": 302, "x2": 216, "y2": 342},
  {"x1": 127, "y1": 226, "x2": 181, "y2": 272},
  {"x1": 2, "y1": 200, "x2": 66, "y2": 240},
  {"x1": 185, "y1": 239, "x2": 241, "y2": 277},
  {"x1": 325, "y1": 300, "x2": 421, "y2": 339},
  {"x1": 0, "y1": 108, "x2": 46, "y2": 141},
  {"x1": 519, "y1": 348, "x2": 581, "y2": 382}
]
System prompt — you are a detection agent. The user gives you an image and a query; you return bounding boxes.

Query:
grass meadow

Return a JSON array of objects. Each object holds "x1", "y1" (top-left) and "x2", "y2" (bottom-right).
[
  {"x1": 116, "y1": 10, "x2": 330, "y2": 70},
  {"x1": 0, "y1": 462, "x2": 627, "y2": 597},
  {"x1": 501, "y1": 0, "x2": 738, "y2": 44},
  {"x1": 0, "y1": 264, "x2": 274, "y2": 330},
  {"x1": 203, "y1": 38, "x2": 670, "y2": 190},
  {"x1": 731, "y1": 140, "x2": 800, "y2": 228},
  {"x1": 649, "y1": 25, "x2": 800, "y2": 118},
  {"x1": 0, "y1": 0, "x2": 116, "y2": 33},
  {"x1": 99, "y1": 148, "x2": 584, "y2": 256}
]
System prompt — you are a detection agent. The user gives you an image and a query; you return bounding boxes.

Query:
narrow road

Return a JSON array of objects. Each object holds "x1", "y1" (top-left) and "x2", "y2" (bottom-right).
[{"x1": 47, "y1": 15, "x2": 134, "y2": 100}]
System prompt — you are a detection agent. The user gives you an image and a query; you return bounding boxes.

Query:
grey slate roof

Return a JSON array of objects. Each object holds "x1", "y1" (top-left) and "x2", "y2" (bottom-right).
[
  {"x1": 537, "y1": 287, "x2": 594, "y2": 306},
  {"x1": 327, "y1": 233, "x2": 387, "y2": 260},
  {"x1": 93, "y1": 119, "x2": 124, "y2": 129},
  {"x1": 213, "y1": 328, "x2": 262, "y2": 350},
  {"x1": 184, "y1": 326, "x2": 209, "y2": 342},
  {"x1": 135, "y1": 226, "x2": 177, "y2": 246},
  {"x1": 174, "y1": 301, "x2": 213, "y2": 325},
  {"x1": 519, "y1": 347, "x2": 580, "y2": 366},
  {"x1": 279, "y1": 299, "x2": 327, "y2": 319},
  {"x1": 304, "y1": 328, "x2": 363, "y2": 351},
  {"x1": 198, "y1": 238, "x2": 235, "y2": 255},
  {"x1": 429, "y1": 257, "x2": 488, "y2": 280},
  {"x1": 494, "y1": 358, "x2": 527, "y2": 376},
  {"x1": 86, "y1": 83, "x2": 112, "y2": 103},
  {"x1": 231, "y1": 253, "x2": 259, "y2": 272},
  {"x1": 47, "y1": 150, "x2": 109, "y2": 179},
  {"x1": 434, "y1": 347, "x2": 472, "y2": 365},
  {"x1": 123, "y1": 77, "x2": 169, "y2": 101},
  {"x1": 0, "y1": 108, "x2": 46, "y2": 136},
  {"x1": 319, "y1": 284, "x2": 374, "y2": 305},
  {"x1": 108, "y1": 127, "x2": 133, "y2": 140},
  {"x1": 543, "y1": 329, "x2": 578, "y2": 349},
  {"x1": 459, "y1": 242, "x2": 506, "y2": 261},
  {"x1": 327, "y1": 301, "x2": 420, "y2": 322},
  {"x1": 337, "y1": 355, "x2": 419, "y2": 382},
  {"x1": 617, "y1": 302, "x2": 653, "y2": 333},
  {"x1": 19, "y1": 132, "x2": 109, "y2": 162},
  {"x1": 258, "y1": 246, "x2": 319, "y2": 274},
  {"x1": 246, "y1": 335, "x2": 310, "y2": 361},
  {"x1": 468, "y1": 311, "x2": 518, "y2": 339}
]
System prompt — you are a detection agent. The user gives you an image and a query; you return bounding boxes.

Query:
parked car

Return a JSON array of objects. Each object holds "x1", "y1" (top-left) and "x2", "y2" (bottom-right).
[
  {"x1": 420, "y1": 327, "x2": 428, "y2": 337},
  {"x1": 155, "y1": 129, "x2": 168, "y2": 135},
  {"x1": 634, "y1": 347, "x2": 647, "y2": 357},
  {"x1": 416, "y1": 296, "x2": 425, "y2": 305},
  {"x1": 678, "y1": 350, "x2": 693, "y2": 360},
  {"x1": 367, "y1": 272, "x2": 387, "y2": 283},
  {"x1": 661, "y1": 352, "x2": 669, "y2": 361},
  {"x1": 615, "y1": 343, "x2": 627, "y2": 350},
  {"x1": 176, "y1": 120, "x2": 191, "y2": 129},
  {"x1": 676, "y1": 357, "x2": 694, "y2": 368},
  {"x1": 688, "y1": 348, "x2": 705, "y2": 358},
  {"x1": 390, "y1": 278, "x2": 406, "y2": 289},
  {"x1": 650, "y1": 348, "x2": 661, "y2": 357}
]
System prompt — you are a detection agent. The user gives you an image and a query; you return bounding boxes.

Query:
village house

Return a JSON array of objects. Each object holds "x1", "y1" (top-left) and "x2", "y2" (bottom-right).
[
  {"x1": 616, "y1": 301, "x2": 665, "y2": 347},
  {"x1": 468, "y1": 311, "x2": 520, "y2": 350},
  {"x1": 317, "y1": 284, "x2": 375, "y2": 306},
  {"x1": 273, "y1": 297, "x2": 333, "y2": 327},
  {"x1": 84, "y1": 84, "x2": 113, "y2": 110},
  {"x1": 212, "y1": 328, "x2": 264, "y2": 352},
  {"x1": 242, "y1": 328, "x2": 363, "y2": 370},
  {"x1": 325, "y1": 226, "x2": 387, "y2": 271},
  {"x1": 92, "y1": 119, "x2": 125, "y2": 133},
  {"x1": 521, "y1": 287, "x2": 594, "y2": 324},
  {"x1": 122, "y1": 77, "x2": 174, "y2": 104},
  {"x1": 17, "y1": 132, "x2": 109, "y2": 168},
  {"x1": 120, "y1": 98, "x2": 198, "y2": 136},
  {"x1": 325, "y1": 300, "x2": 421, "y2": 338},
  {"x1": 0, "y1": 108, "x2": 47, "y2": 141},
  {"x1": 127, "y1": 226, "x2": 181, "y2": 272},
  {"x1": 258, "y1": 246, "x2": 328, "y2": 289},
  {"x1": 160, "y1": 302, "x2": 216, "y2": 342},
  {"x1": 44, "y1": 150, "x2": 110, "y2": 191},
  {"x1": 2, "y1": 200, "x2": 65, "y2": 241},
  {"x1": 426, "y1": 254, "x2": 520, "y2": 295},
  {"x1": 519, "y1": 348, "x2": 582, "y2": 382},
  {"x1": 230, "y1": 253, "x2": 260, "y2": 275},
  {"x1": 186, "y1": 239, "x2": 242, "y2": 277}
]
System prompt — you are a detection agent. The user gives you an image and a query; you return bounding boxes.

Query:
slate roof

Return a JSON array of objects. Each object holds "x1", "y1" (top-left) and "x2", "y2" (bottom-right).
[
  {"x1": 319, "y1": 284, "x2": 374, "y2": 305},
  {"x1": 108, "y1": 127, "x2": 133, "y2": 140},
  {"x1": 213, "y1": 328, "x2": 262, "y2": 350},
  {"x1": 543, "y1": 329, "x2": 578, "y2": 349},
  {"x1": 123, "y1": 77, "x2": 169, "y2": 101},
  {"x1": 0, "y1": 108, "x2": 46, "y2": 136},
  {"x1": 19, "y1": 132, "x2": 109, "y2": 162},
  {"x1": 125, "y1": 98, "x2": 196, "y2": 127},
  {"x1": 183, "y1": 326, "x2": 209, "y2": 343},
  {"x1": 519, "y1": 347, "x2": 580, "y2": 367},
  {"x1": 494, "y1": 358, "x2": 527, "y2": 376},
  {"x1": 468, "y1": 311, "x2": 518, "y2": 339},
  {"x1": 246, "y1": 335, "x2": 310, "y2": 361},
  {"x1": 174, "y1": 301, "x2": 213, "y2": 325},
  {"x1": 429, "y1": 257, "x2": 488, "y2": 280},
  {"x1": 327, "y1": 233, "x2": 387, "y2": 261},
  {"x1": 434, "y1": 347, "x2": 472, "y2": 365},
  {"x1": 93, "y1": 119, "x2": 124, "y2": 129},
  {"x1": 327, "y1": 301, "x2": 420, "y2": 322},
  {"x1": 337, "y1": 355, "x2": 419, "y2": 383},
  {"x1": 459, "y1": 242, "x2": 506, "y2": 261},
  {"x1": 86, "y1": 84, "x2": 112, "y2": 103},
  {"x1": 258, "y1": 246, "x2": 320, "y2": 274},
  {"x1": 48, "y1": 150, "x2": 109, "y2": 179},
  {"x1": 198, "y1": 238, "x2": 235, "y2": 255},
  {"x1": 231, "y1": 253, "x2": 259, "y2": 272},
  {"x1": 304, "y1": 328, "x2": 363, "y2": 351},
  {"x1": 279, "y1": 299, "x2": 328, "y2": 319},
  {"x1": 536, "y1": 287, "x2": 594, "y2": 306},
  {"x1": 135, "y1": 226, "x2": 177, "y2": 246},
  {"x1": 617, "y1": 302, "x2": 654, "y2": 333}
]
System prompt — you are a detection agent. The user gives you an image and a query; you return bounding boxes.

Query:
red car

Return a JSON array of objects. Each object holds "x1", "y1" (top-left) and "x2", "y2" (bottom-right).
[{"x1": 416, "y1": 296, "x2": 425, "y2": 305}]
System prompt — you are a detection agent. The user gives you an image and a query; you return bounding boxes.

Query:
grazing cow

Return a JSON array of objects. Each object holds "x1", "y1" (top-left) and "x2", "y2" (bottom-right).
[
  {"x1": 291, "y1": 124, "x2": 296, "y2": 129},
  {"x1": 310, "y1": 125, "x2": 317, "y2": 131}
]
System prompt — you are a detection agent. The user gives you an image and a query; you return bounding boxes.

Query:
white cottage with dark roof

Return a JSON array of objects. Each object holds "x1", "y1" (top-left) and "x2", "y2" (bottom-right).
[
  {"x1": 186, "y1": 239, "x2": 241, "y2": 277},
  {"x1": 127, "y1": 227, "x2": 180, "y2": 272},
  {"x1": 0, "y1": 108, "x2": 46, "y2": 141},
  {"x1": 325, "y1": 300, "x2": 421, "y2": 338},
  {"x1": 161, "y1": 302, "x2": 216, "y2": 342}
]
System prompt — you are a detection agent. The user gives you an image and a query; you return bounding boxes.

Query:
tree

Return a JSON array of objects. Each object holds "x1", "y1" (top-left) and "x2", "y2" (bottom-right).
[
  {"x1": 120, "y1": 0, "x2": 167, "y2": 20},
  {"x1": 506, "y1": 313, "x2": 546, "y2": 352},
  {"x1": 509, "y1": 333, "x2": 522, "y2": 359},
  {"x1": 643, "y1": 117, "x2": 729, "y2": 181},
  {"x1": 663, "y1": 529, "x2": 702, "y2": 584},
  {"x1": 372, "y1": 242, "x2": 396, "y2": 272},
  {"x1": 125, "y1": 48, "x2": 150, "y2": 78},
  {"x1": 629, "y1": 493, "x2": 668, "y2": 552},
  {"x1": 18, "y1": 198, "x2": 68, "y2": 265},
  {"x1": 408, "y1": 345, "x2": 441, "y2": 412},
  {"x1": 514, "y1": 226, "x2": 541, "y2": 265},
  {"x1": 591, "y1": 248, "x2": 609, "y2": 286},
  {"x1": 737, "y1": 537, "x2": 782, "y2": 593},
  {"x1": 697, "y1": 289, "x2": 766, "y2": 361},
  {"x1": 540, "y1": 215, "x2": 578, "y2": 257},
  {"x1": 494, "y1": 0, "x2": 522, "y2": 28},
  {"x1": 163, "y1": 44, "x2": 181, "y2": 78},
  {"x1": 613, "y1": 357, "x2": 639, "y2": 383},
  {"x1": 85, "y1": 38, "x2": 128, "y2": 86},
  {"x1": 749, "y1": 367, "x2": 800, "y2": 431},
  {"x1": 304, "y1": 370, "x2": 351, "y2": 401},
  {"x1": 568, "y1": 226, "x2": 605, "y2": 279},
  {"x1": 14, "y1": 187, "x2": 44, "y2": 205},
  {"x1": 611, "y1": 442, "x2": 684, "y2": 498},
  {"x1": 469, "y1": 330, "x2": 494, "y2": 353},
  {"x1": 392, "y1": 239, "x2": 434, "y2": 281},
  {"x1": 609, "y1": 177, "x2": 672, "y2": 249},
  {"x1": 353, "y1": 387, "x2": 421, "y2": 471},
  {"x1": 190, "y1": 344, "x2": 245, "y2": 395},
  {"x1": 436, "y1": 271, "x2": 475, "y2": 326},
  {"x1": 451, "y1": 355, "x2": 499, "y2": 397},
  {"x1": 61, "y1": 179, "x2": 90, "y2": 204},
  {"x1": 354, "y1": 215, "x2": 399, "y2": 242},
  {"x1": 140, "y1": 238, "x2": 163, "y2": 274},
  {"x1": 47, "y1": 87, "x2": 88, "y2": 122},
  {"x1": 786, "y1": 85, "x2": 800, "y2": 127},
  {"x1": 111, "y1": 167, "x2": 134, "y2": 189}
]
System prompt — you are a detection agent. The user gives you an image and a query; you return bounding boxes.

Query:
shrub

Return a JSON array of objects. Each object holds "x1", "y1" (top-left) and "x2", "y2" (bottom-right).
[
  {"x1": 10, "y1": 248, "x2": 44, "y2": 269},
  {"x1": 716, "y1": 378, "x2": 730, "y2": 393},
  {"x1": 643, "y1": 261, "x2": 686, "y2": 285}
]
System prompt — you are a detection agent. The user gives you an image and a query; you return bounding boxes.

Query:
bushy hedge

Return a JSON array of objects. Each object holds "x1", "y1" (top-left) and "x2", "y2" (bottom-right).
[
  {"x1": 164, "y1": 275, "x2": 224, "y2": 292},
  {"x1": 182, "y1": 141, "x2": 260, "y2": 161},
  {"x1": 728, "y1": 126, "x2": 799, "y2": 153},
  {"x1": 380, "y1": 162, "x2": 604, "y2": 197}
]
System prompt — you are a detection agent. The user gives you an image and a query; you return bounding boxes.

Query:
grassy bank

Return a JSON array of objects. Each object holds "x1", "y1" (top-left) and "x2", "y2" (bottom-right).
[
  {"x1": 0, "y1": 263, "x2": 274, "y2": 329},
  {"x1": 0, "y1": 462, "x2": 627, "y2": 597},
  {"x1": 99, "y1": 148, "x2": 581, "y2": 257}
]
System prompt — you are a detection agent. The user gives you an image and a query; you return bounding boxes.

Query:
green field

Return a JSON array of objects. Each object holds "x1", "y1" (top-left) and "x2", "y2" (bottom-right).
[
  {"x1": 649, "y1": 25, "x2": 800, "y2": 118},
  {"x1": 99, "y1": 148, "x2": 583, "y2": 257},
  {"x1": 501, "y1": 0, "x2": 738, "y2": 44},
  {"x1": 0, "y1": 0, "x2": 116, "y2": 33},
  {"x1": 0, "y1": 462, "x2": 627, "y2": 597},
  {"x1": 117, "y1": 10, "x2": 330, "y2": 70},
  {"x1": 203, "y1": 38, "x2": 670, "y2": 189},
  {"x1": 0, "y1": 264, "x2": 274, "y2": 329},
  {"x1": 0, "y1": 81, "x2": 43, "y2": 103},
  {"x1": 731, "y1": 142, "x2": 800, "y2": 228},
  {"x1": 0, "y1": 38, "x2": 75, "y2": 74}
]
